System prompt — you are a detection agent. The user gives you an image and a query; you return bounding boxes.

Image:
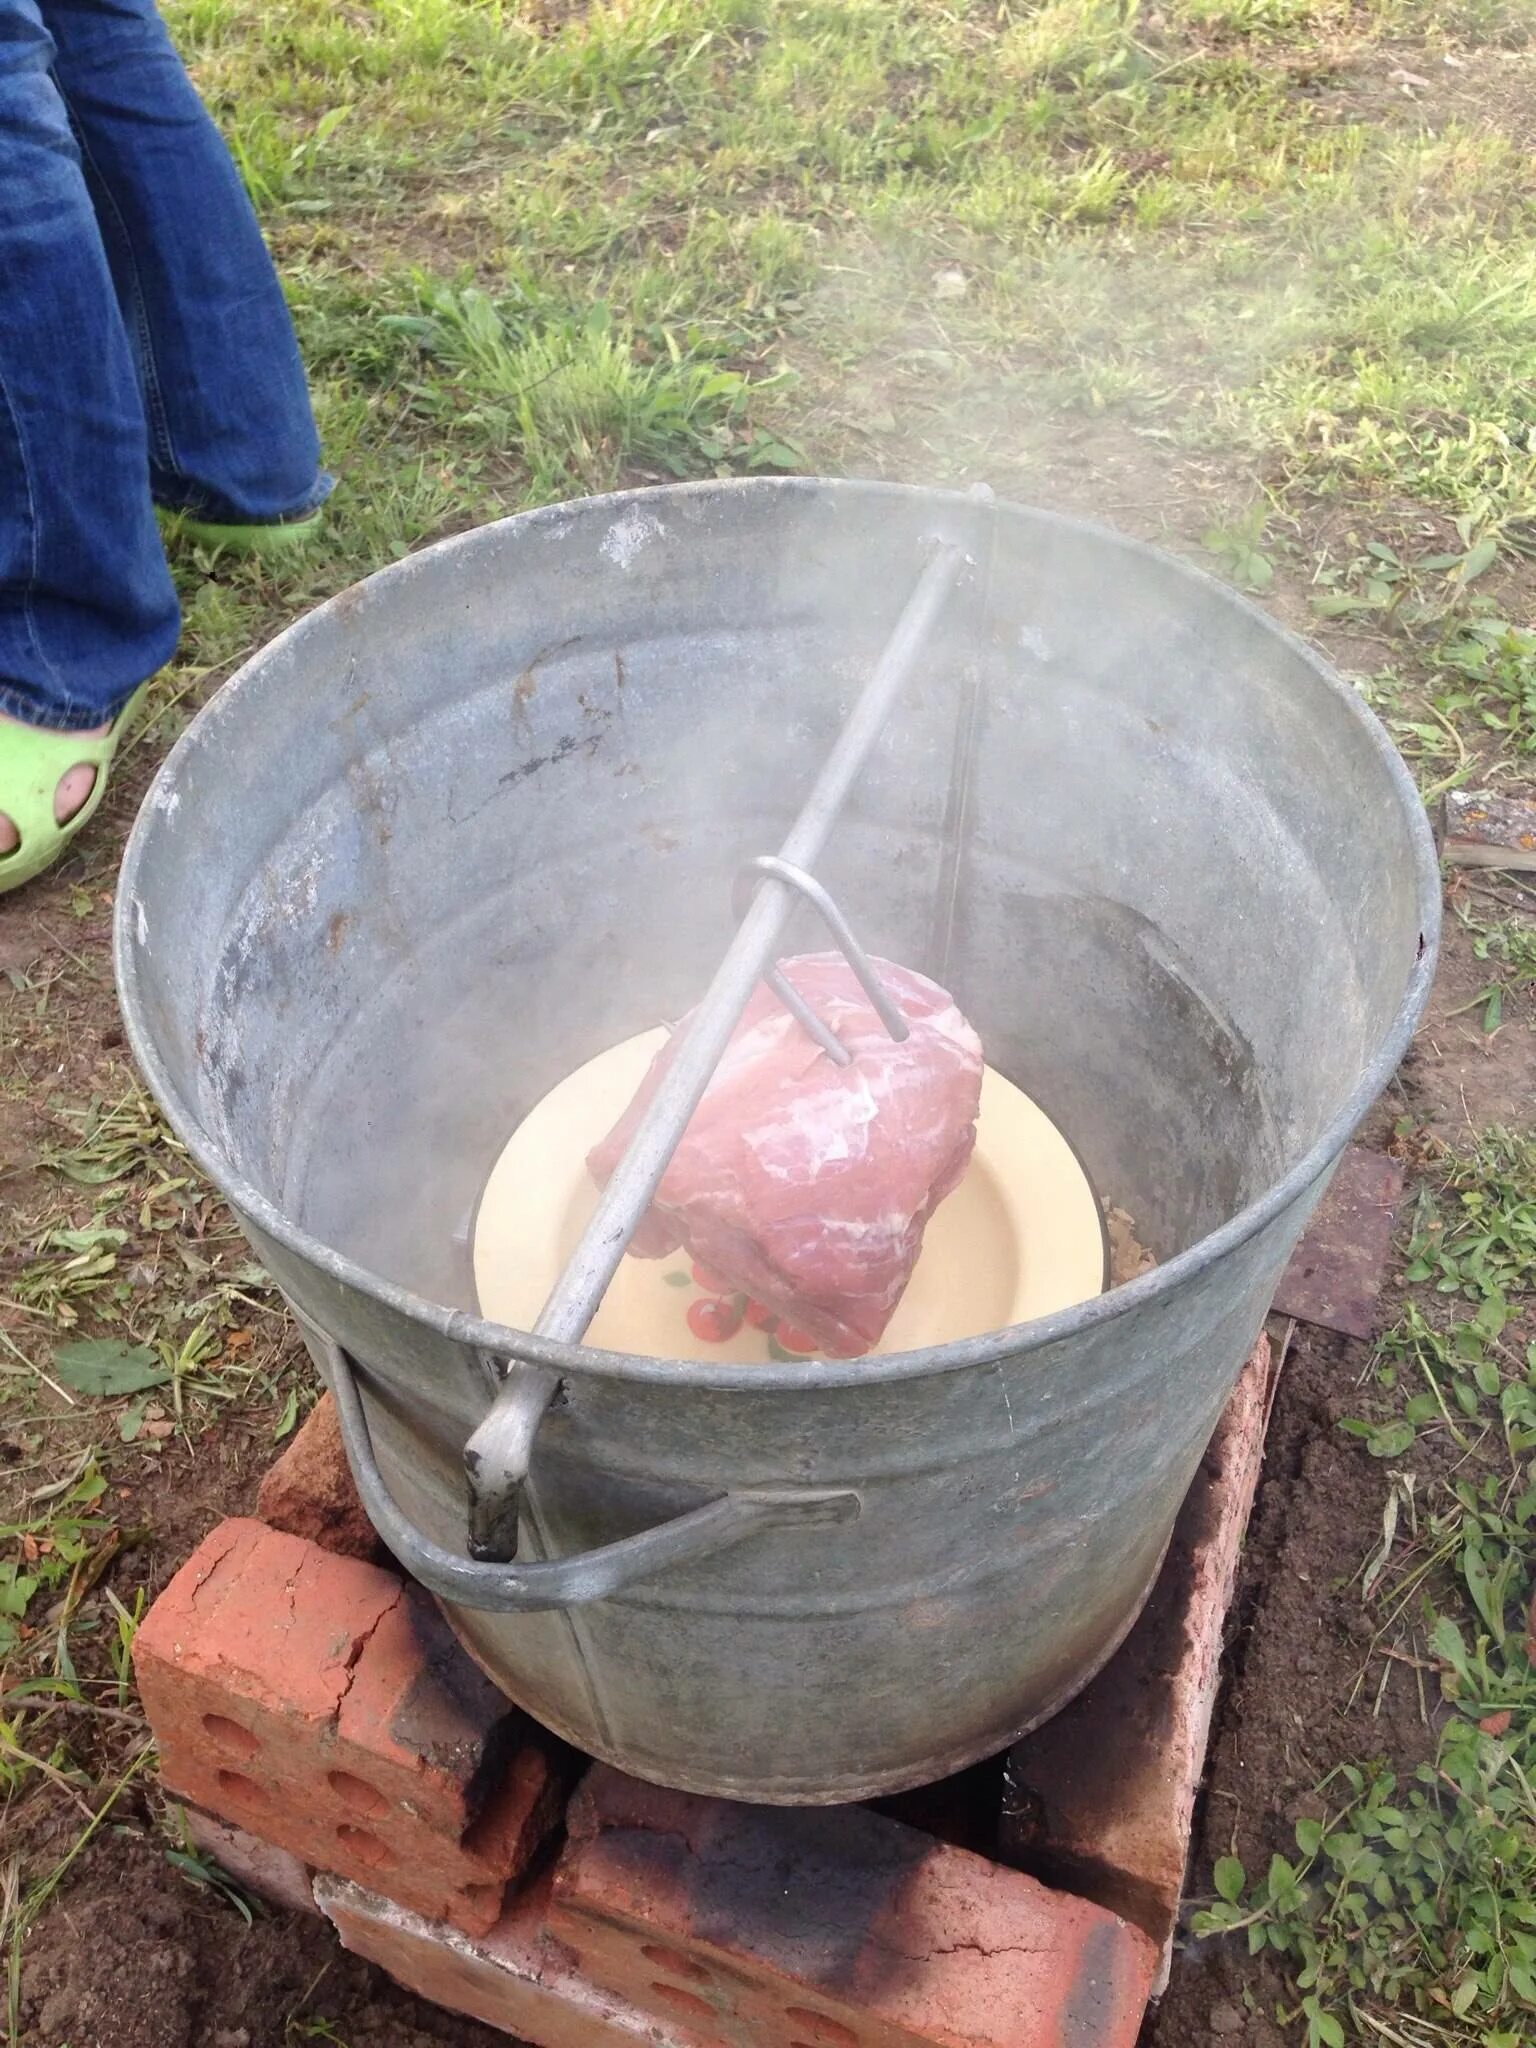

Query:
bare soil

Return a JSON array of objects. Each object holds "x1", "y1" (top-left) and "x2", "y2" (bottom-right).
[{"x1": 18, "y1": 1837, "x2": 502, "y2": 2048}]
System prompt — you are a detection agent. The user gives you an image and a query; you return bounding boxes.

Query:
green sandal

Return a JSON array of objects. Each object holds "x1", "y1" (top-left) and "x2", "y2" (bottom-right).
[
  {"x1": 0, "y1": 682, "x2": 151, "y2": 895},
  {"x1": 157, "y1": 504, "x2": 325, "y2": 560}
]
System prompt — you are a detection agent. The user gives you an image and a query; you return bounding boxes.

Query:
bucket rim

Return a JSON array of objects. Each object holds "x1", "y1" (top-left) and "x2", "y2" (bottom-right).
[{"x1": 114, "y1": 475, "x2": 1443, "y2": 1390}]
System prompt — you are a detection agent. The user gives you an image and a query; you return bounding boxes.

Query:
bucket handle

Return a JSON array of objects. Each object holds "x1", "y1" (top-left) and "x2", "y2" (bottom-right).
[{"x1": 320, "y1": 1336, "x2": 861, "y2": 1613}]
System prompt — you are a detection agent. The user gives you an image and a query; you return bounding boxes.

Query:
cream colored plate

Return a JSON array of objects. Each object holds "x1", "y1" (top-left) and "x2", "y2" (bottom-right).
[{"x1": 474, "y1": 1028, "x2": 1106, "y2": 1364}]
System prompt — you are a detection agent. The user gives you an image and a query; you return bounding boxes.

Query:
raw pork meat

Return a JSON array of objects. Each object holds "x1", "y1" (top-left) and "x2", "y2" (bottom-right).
[{"x1": 587, "y1": 952, "x2": 984, "y2": 1355}]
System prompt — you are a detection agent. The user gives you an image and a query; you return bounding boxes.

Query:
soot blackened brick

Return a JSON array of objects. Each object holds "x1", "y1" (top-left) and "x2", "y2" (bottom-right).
[
  {"x1": 548, "y1": 1766, "x2": 1157, "y2": 2048},
  {"x1": 134, "y1": 1517, "x2": 561, "y2": 1936}
]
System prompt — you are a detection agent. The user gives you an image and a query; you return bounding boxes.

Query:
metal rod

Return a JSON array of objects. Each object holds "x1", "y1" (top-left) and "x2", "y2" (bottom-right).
[
  {"x1": 463, "y1": 535, "x2": 967, "y2": 1559},
  {"x1": 928, "y1": 486, "x2": 996, "y2": 983},
  {"x1": 538, "y1": 536, "x2": 967, "y2": 1343},
  {"x1": 760, "y1": 965, "x2": 853, "y2": 1065},
  {"x1": 734, "y1": 856, "x2": 912, "y2": 1062},
  {"x1": 928, "y1": 658, "x2": 983, "y2": 986}
]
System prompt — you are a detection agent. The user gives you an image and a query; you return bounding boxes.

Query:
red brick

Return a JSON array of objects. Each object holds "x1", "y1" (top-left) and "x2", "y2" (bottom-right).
[
  {"x1": 134, "y1": 1518, "x2": 563, "y2": 1934},
  {"x1": 548, "y1": 1767, "x2": 1157, "y2": 2048},
  {"x1": 133, "y1": 1518, "x2": 401, "y2": 1739},
  {"x1": 318, "y1": 1872, "x2": 687, "y2": 2047},
  {"x1": 334, "y1": 1583, "x2": 525, "y2": 1836},
  {"x1": 257, "y1": 1392, "x2": 381, "y2": 1561},
  {"x1": 1001, "y1": 1334, "x2": 1276, "y2": 1971},
  {"x1": 181, "y1": 1804, "x2": 317, "y2": 1917}
]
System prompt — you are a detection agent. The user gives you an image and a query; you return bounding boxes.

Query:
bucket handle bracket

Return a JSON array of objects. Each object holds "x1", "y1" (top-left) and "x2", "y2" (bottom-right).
[{"x1": 318, "y1": 1333, "x2": 861, "y2": 1613}]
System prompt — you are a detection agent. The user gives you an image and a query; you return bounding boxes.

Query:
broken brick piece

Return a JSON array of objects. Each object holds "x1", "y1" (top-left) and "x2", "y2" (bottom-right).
[
  {"x1": 318, "y1": 1873, "x2": 687, "y2": 2047},
  {"x1": 1001, "y1": 1335, "x2": 1275, "y2": 1970},
  {"x1": 133, "y1": 1516, "x2": 401, "y2": 1740},
  {"x1": 257, "y1": 1392, "x2": 381, "y2": 1561},
  {"x1": 548, "y1": 1765, "x2": 1157, "y2": 2048},
  {"x1": 159, "y1": 1742, "x2": 551, "y2": 1935},
  {"x1": 1272, "y1": 1147, "x2": 1404, "y2": 1340},
  {"x1": 1441, "y1": 787, "x2": 1536, "y2": 871},
  {"x1": 133, "y1": 1517, "x2": 562, "y2": 1936},
  {"x1": 182, "y1": 1803, "x2": 318, "y2": 1917}
]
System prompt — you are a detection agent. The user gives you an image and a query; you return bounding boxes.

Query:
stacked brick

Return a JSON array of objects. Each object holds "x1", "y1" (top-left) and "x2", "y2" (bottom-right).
[
  {"x1": 134, "y1": 1513, "x2": 561, "y2": 1935},
  {"x1": 129, "y1": 1346, "x2": 1276, "y2": 2046}
]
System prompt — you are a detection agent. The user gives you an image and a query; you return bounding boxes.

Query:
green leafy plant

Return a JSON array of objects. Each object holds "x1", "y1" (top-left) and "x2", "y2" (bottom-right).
[
  {"x1": 1312, "y1": 540, "x2": 1414, "y2": 620},
  {"x1": 1442, "y1": 910, "x2": 1536, "y2": 1035},
  {"x1": 1435, "y1": 613, "x2": 1536, "y2": 752},
  {"x1": 1205, "y1": 504, "x2": 1277, "y2": 591},
  {"x1": 383, "y1": 283, "x2": 799, "y2": 499},
  {"x1": 1200, "y1": 1131, "x2": 1536, "y2": 2043},
  {"x1": 1195, "y1": 1509, "x2": 1536, "y2": 2048},
  {"x1": 50, "y1": 1340, "x2": 169, "y2": 1400},
  {"x1": 165, "y1": 1846, "x2": 257, "y2": 1926}
]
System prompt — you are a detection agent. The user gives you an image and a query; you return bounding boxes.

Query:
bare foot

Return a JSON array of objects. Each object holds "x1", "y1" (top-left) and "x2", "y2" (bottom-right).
[{"x1": 0, "y1": 707, "x2": 111, "y2": 857}]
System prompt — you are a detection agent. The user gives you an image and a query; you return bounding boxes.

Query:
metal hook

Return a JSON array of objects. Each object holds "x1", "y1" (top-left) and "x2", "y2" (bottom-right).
[{"x1": 731, "y1": 855, "x2": 912, "y2": 1065}]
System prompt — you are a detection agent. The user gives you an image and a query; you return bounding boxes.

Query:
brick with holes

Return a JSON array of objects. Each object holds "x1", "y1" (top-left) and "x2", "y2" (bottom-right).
[
  {"x1": 547, "y1": 1766, "x2": 1159, "y2": 2048},
  {"x1": 133, "y1": 1517, "x2": 563, "y2": 1935},
  {"x1": 317, "y1": 1872, "x2": 687, "y2": 2047}
]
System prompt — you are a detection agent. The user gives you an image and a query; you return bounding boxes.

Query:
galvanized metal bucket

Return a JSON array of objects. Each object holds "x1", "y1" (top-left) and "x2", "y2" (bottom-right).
[{"x1": 115, "y1": 479, "x2": 1439, "y2": 1802}]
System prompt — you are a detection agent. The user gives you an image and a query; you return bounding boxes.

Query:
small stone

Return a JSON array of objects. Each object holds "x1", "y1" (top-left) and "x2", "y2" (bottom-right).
[
  {"x1": 213, "y1": 2030, "x2": 251, "y2": 2048},
  {"x1": 932, "y1": 267, "x2": 969, "y2": 302},
  {"x1": 1209, "y1": 2003, "x2": 1244, "y2": 2035}
]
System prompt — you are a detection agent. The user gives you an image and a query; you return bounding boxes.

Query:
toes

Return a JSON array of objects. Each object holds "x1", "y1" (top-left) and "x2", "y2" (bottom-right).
[
  {"x1": 53, "y1": 763, "x2": 98, "y2": 826},
  {"x1": 0, "y1": 813, "x2": 17, "y2": 857}
]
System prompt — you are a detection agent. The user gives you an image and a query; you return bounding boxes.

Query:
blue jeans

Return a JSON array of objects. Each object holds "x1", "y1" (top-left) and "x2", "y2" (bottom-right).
[{"x1": 0, "y1": 0, "x2": 330, "y2": 731}]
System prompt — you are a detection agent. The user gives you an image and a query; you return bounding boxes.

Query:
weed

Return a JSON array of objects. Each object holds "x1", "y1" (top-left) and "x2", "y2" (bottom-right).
[
  {"x1": 1400, "y1": 1131, "x2": 1536, "y2": 1306},
  {"x1": 103, "y1": 1589, "x2": 144, "y2": 1707},
  {"x1": 1437, "y1": 613, "x2": 1536, "y2": 754},
  {"x1": 1442, "y1": 907, "x2": 1536, "y2": 1035},
  {"x1": 1205, "y1": 503, "x2": 1279, "y2": 591},
  {"x1": 382, "y1": 282, "x2": 799, "y2": 497},
  {"x1": 1198, "y1": 1133, "x2": 1536, "y2": 2043},
  {"x1": 165, "y1": 1844, "x2": 258, "y2": 1926},
  {"x1": 1197, "y1": 1718, "x2": 1536, "y2": 2047}
]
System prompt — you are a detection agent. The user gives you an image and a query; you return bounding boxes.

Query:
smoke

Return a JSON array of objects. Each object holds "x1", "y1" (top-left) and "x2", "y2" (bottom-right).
[{"x1": 258, "y1": 0, "x2": 1465, "y2": 1317}]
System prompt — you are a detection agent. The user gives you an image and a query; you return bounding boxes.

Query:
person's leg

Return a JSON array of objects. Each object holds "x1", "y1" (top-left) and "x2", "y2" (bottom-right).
[
  {"x1": 0, "y1": 0, "x2": 179, "y2": 856},
  {"x1": 42, "y1": 0, "x2": 331, "y2": 528}
]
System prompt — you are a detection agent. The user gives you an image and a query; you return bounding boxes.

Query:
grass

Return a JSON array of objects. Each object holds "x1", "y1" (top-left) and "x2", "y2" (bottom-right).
[
  {"x1": 163, "y1": 0, "x2": 1536, "y2": 540},
  {"x1": 1195, "y1": 1135, "x2": 1536, "y2": 2046},
  {"x1": 3, "y1": 0, "x2": 1536, "y2": 2040},
  {"x1": 380, "y1": 279, "x2": 802, "y2": 497}
]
